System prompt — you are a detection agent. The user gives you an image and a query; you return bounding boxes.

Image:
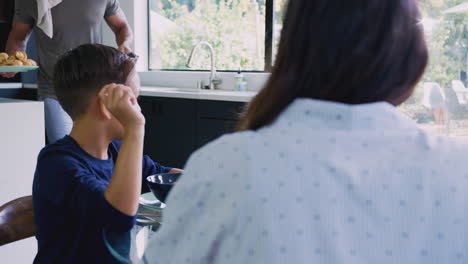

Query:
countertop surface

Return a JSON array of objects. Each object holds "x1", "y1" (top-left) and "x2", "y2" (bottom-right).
[
  {"x1": 0, "y1": 83, "x2": 22, "y2": 89},
  {"x1": 0, "y1": 98, "x2": 42, "y2": 104},
  {"x1": 140, "y1": 86, "x2": 256, "y2": 102},
  {"x1": 17, "y1": 83, "x2": 257, "y2": 102}
]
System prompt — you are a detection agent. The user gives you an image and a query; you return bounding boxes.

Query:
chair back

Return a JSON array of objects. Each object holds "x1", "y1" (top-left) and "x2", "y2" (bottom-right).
[{"x1": 0, "y1": 196, "x2": 36, "y2": 246}]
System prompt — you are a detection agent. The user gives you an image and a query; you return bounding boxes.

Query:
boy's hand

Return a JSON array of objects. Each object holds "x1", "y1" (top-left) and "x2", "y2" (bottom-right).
[{"x1": 99, "y1": 84, "x2": 145, "y2": 132}]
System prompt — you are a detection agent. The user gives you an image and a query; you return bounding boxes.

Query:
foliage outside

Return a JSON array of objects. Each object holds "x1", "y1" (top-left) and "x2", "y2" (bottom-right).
[
  {"x1": 400, "y1": 0, "x2": 467, "y2": 124},
  {"x1": 150, "y1": 0, "x2": 267, "y2": 71}
]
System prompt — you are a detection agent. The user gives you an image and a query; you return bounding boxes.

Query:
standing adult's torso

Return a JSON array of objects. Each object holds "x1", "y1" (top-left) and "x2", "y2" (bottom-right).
[{"x1": 16, "y1": 0, "x2": 119, "y2": 98}]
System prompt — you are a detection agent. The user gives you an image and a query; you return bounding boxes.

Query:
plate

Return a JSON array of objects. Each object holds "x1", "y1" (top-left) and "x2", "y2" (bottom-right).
[{"x1": 0, "y1": 66, "x2": 39, "y2": 72}]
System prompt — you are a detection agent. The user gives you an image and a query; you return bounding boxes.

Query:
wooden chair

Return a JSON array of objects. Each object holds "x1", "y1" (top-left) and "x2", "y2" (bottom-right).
[{"x1": 0, "y1": 196, "x2": 36, "y2": 246}]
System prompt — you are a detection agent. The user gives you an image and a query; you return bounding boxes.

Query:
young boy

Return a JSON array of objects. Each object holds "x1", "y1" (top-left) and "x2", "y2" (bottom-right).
[{"x1": 32, "y1": 44, "x2": 181, "y2": 263}]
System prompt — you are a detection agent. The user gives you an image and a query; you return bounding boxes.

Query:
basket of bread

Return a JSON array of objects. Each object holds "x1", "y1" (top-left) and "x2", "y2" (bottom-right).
[{"x1": 0, "y1": 51, "x2": 38, "y2": 72}]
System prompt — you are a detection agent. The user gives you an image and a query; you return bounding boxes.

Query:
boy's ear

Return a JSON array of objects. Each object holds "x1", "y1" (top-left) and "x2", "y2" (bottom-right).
[{"x1": 99, "y1": 99, "x2": 112, "y2": 120}]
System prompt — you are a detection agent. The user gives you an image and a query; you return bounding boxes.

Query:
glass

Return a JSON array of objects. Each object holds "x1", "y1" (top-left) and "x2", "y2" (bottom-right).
[
  {"x1": 104, "y1": 193, "x2": 163, "y2": 263},
  {"x1": 149, "y1": 0, "x2": 266, "y2": 71},
  {"x1": 103, "y1": 224, "x2": 160, "y2": 263},
  {"x1": 399, "y1": 0, "x2": 468, "y2": 138}
]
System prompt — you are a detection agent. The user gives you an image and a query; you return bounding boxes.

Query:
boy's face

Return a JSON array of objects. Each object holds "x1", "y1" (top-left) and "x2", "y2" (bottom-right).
[{"x1": 110, "y1": 68, "x2": 141, "y2": 140}]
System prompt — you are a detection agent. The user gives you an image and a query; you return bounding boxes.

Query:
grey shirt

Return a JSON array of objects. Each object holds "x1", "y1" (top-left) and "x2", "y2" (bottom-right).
[{"x1": 15, "y1": 0, "x2": 120, "y2": 99}]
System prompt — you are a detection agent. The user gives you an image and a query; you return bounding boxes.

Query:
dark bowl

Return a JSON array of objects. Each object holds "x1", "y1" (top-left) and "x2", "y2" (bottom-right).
[{"x1": 146, "y1": 173, "x2": 181, "y2": 203}]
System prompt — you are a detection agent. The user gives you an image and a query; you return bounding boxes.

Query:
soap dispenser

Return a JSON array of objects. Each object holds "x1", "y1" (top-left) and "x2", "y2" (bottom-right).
[{"x1": 234, "y1": 67, "x2": 244, "y2": 91}]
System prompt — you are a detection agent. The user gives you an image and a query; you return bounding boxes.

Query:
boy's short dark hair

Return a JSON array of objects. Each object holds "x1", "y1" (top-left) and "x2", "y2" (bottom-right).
[{"x1": 54, "y1": 44, "x2": 137, "y2": 120}]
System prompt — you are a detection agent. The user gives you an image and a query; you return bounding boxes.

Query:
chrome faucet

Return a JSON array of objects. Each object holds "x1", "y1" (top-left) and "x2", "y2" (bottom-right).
[{"x1": 186, "y1": 41, "x2": 222, "y2": 90}]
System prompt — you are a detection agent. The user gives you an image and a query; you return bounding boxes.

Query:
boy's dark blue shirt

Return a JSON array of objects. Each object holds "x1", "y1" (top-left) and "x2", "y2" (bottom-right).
[{"x1": 32, "y1": 135, "x2": 171, "y2": 263}]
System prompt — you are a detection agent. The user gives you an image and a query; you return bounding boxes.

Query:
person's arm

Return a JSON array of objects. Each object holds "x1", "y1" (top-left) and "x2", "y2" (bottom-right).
[
  {"x1": 143, "y1": 155, "x2": 184, "y2": 175},
  {"x1": 105, "y1": 10, "x2": 133, "y2": 53},
  {"x1": 5, "y1": 18, "x2": 32, "y2": 54},
  {"x1": 0, "y1": 18, "x2": 33, "y2": 78},
  {"x1": 100, "y1": 84, "x2": 145, "y2": 216}
]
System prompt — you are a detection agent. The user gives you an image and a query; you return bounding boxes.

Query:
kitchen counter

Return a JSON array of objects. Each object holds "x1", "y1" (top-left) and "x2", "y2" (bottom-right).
[
  {"x1": 0, "y1": 97, "x2": 44, "y2": 202},
  {"x1": 140, "y1": 87, "x2": 256, "y2": 102},
  {"x1": 0, "y1": 97, "x2": 31, "y2": 103},
  {"x1": 21, "y1": 83, "x2": 256, "y2": 102},
  {"x1": 0, "y1": 82, "x2": 22, "y2": 89},
  {"x1": 0, "y1": 97, "x2": 44, "y2": 264}
]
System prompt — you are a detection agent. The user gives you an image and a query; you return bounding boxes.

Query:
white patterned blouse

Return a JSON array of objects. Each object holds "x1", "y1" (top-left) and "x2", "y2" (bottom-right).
[{"x1": 145, "y1": 98, "x2": 468, "y2": 264}]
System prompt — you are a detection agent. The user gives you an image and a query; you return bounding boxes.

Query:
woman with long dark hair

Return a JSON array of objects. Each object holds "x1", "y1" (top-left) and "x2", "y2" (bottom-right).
[{"x1": 145, "y1": 0, "x2": 468, "y2": 263}]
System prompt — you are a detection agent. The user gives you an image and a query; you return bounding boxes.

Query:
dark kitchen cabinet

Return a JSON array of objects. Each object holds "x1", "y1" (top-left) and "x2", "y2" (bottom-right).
[
  {"x1": 139, "y1": 96, "x2": 244, "y2": 169},
  {"x1": 196, "y1": 119, "x2": 237, "y2": 149},
  {"x1": 0, "y1": 88, "x2": 37, "y2": 100},
  {"x1": 196, "y1": 100, "x2": 243, "y2": 148},
  {"x1": 139, "y1": 97, "x2": 197, "y2": 169}
]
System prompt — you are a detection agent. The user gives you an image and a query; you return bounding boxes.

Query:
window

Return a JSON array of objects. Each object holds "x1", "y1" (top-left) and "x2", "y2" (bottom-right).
[
  {"x1": 149, "y1": 0, "x2": 282, "y2": 72},
  {"x1": 147, "y1": 1, "x2": 467, "y2": 139},
  {"x1": 400, "y1": 0, "x2": 468, "y2": 138}
]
